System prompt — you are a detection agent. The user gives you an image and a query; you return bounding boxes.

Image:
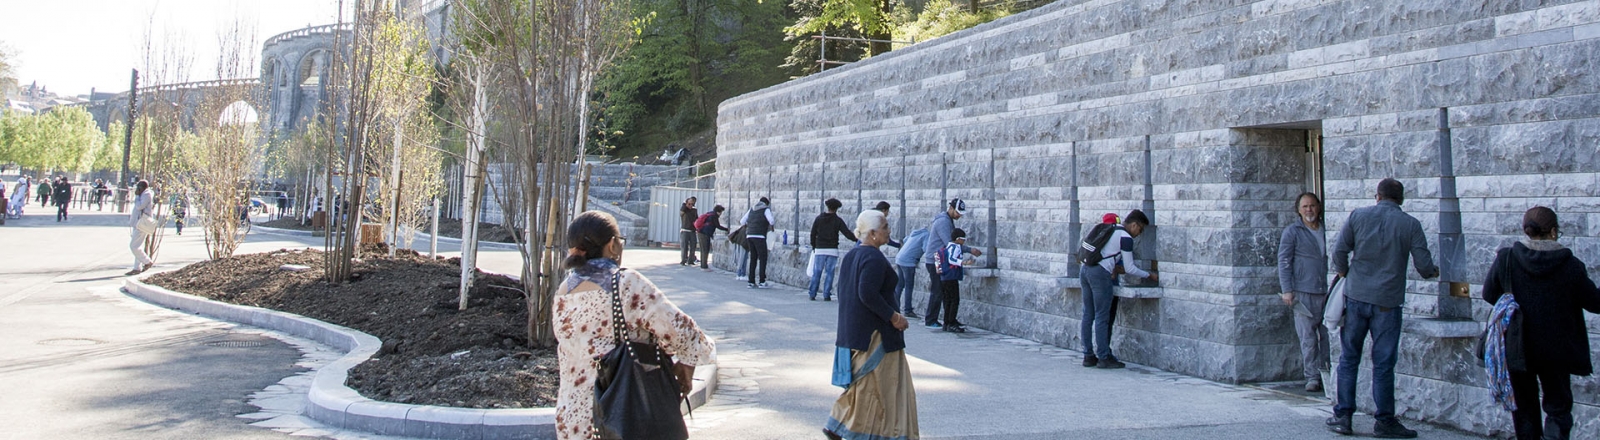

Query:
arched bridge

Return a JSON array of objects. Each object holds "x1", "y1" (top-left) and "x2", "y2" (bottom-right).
[
  {"x1": 71, "y1": 78, "x2": 264, "y2": 132},
  {"x1": 70, "y1": 22, "x2": 351, "y2": 137}
]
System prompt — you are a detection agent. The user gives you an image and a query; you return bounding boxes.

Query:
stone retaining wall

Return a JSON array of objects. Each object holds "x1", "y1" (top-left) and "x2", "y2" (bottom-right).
[{"x1": 714, "y1": 0, "x2": 1600, "y2": 436}]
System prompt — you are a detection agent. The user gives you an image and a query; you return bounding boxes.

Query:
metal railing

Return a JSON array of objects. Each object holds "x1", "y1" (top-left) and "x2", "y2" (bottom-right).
[
  {"x1": 814, "y1": 32, "x2": 916, "y2": 71},
  {"x1": 264, "y1": 23, "x2": 353, "y2": 48}
]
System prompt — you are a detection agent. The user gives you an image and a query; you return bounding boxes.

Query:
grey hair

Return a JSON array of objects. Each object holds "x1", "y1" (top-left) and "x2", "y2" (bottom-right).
[{"x1": 855, "y1": 209, "x2": 888, "y2": 239}]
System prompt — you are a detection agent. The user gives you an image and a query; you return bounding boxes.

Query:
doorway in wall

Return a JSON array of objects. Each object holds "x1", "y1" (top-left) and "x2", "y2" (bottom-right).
[{"x1": 1304, "y1": 129, "x2": 1324, "y2": 200}]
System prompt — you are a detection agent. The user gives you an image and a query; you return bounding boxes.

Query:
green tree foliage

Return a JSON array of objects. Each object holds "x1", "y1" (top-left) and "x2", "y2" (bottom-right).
[
  {"x1": 785, "y1": 0, "x2": 1017, "y2": 76},
  {"x1": 593, "y1": 0, "x2": 796, "y2": 157},
  {"x1": 891, "y1": 0, "x2": 1011, "y2": 44},
  {"x1": 0, "y1": 107, "x2": 107, "y2": 172},
  {"x1": 785, "y1": 0, "x2": 894, "y2": 55}
]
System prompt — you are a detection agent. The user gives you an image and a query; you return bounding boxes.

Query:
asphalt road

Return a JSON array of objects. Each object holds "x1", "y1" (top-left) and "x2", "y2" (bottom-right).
[{"x1": 0, "y1": 210, "x2": 305, "y2": 440}]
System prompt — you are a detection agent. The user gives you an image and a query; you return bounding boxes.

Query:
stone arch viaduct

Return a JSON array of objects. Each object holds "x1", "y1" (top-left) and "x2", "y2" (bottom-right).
[{"x1": 73, "y1": 23, "x2": 350, "y2": 137}]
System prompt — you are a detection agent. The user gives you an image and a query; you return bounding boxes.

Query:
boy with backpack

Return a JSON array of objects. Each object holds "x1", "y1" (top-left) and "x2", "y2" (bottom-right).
[
  {"x1": 1077, "y1": 210, "x2": 1157, "y2": 369},
  {"x1": 935, "y1": 228, "x2": 973, "y2": 333}
]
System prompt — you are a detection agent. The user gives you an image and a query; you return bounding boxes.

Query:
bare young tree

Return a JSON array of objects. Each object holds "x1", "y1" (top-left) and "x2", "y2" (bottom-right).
[
  {"x1": 365, "y1": 10, "x2": 443, "y2": 256},
  {"x1": 454, "y1": 0, "x2": 638, "y2": 346},
  {"x1": 178, "y1": 16, "x2": 263, "y2": 259},
  {"x1": 127, "y1": 11, "x2": 200, "y2": 262}
]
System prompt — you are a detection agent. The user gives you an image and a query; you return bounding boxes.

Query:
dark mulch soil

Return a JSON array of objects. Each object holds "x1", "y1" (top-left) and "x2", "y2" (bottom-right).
[
  {"x1": 259, "y1": 217, "x2": 316, "y2": 231},
  {"x1": 433, "y1": 220, "x2": 520, "y2": 244},
  {"x1": 144, "y1": 247, "x2": 558, "y2": 409}
]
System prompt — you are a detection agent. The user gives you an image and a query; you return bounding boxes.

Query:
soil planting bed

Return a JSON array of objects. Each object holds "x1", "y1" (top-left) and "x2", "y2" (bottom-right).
[{"x1": 144, "y1": 247, "x2": 558, "y2": 409}]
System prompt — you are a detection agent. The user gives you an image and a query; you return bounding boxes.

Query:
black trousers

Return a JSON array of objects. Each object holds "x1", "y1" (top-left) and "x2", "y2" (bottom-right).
[
  {"x1": 745, "y1": 237, "x2": 768, "y2": 284},
  {"x1": 56, "y1": 202, "x2": 68, "y2": 221},
  {"x1": 697, "y1": 232, "x2": 713, "y2": 268},
  {"x1": 941, "y1": 279, "x2": 961, "y2": 327},
  {"x1": 1510, "y1": 369, "x2": 1574, "y2": 440},
  {"x1": 923, "y1": 263, "x2": 942, "y2": 325}
]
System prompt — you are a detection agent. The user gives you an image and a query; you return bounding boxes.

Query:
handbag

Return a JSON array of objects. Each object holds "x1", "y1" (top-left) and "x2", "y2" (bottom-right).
[
  {"x1": 592, "y1": 270, "x2": 689, "y2": 440},
  {"x1": 136, "y1": 215, "x2": 159, "y2": 235}
]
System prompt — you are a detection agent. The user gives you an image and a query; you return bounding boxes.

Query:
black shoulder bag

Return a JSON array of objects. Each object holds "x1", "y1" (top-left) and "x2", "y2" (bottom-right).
[{"x1": 592, "y1": 270, "x2": 690, "y2": 440}]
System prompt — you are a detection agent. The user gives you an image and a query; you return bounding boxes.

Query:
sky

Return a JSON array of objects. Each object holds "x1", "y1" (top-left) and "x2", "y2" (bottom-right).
[{"x1": 0, "y1": 0, "x2": 345, "y2": 97}]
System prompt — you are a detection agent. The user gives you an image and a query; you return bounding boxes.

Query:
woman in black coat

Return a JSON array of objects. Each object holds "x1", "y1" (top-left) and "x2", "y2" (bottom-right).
[{"x1": 1482, "y1": 206, "x2": 1600, "y2": 440}]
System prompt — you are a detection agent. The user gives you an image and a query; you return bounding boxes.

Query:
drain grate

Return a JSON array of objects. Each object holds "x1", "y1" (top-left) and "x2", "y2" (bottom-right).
[
  {"x1": 204, "y1": 340, "x2": 268, "y2": 348},
  {"x1": 37, "y1": 338, "x2": 106, "y2": 346}
]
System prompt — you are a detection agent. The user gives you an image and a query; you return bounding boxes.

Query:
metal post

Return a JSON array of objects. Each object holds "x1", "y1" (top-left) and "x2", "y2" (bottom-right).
[
  {"x1": 430, "y1": 197, "x2": 439, "y2": 258},
  {"x1": 898, "y1": 148, "x2": 906, "y2": 237},
  {"x1": 1067, "y1": 142, "x2": 1081, "y2": 278},
  {"x1": 117, "y1": 69, "x2": 139, "y2": 213},
  {"x1": 1436, "y1": 107, "x2": 1470, "y2": 317},
  {"x1": 819, "y1": 30, "x2": 827, "y2": 72},
  {"x1": 986, "y1": 149, "x2": 996, "y2": 268}
]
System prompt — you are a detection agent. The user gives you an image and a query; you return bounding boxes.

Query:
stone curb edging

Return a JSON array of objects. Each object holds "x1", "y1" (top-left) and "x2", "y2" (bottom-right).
[
  {"x1": 123, "y1": 276, "x2": 719, "y2": 440},
  {"x1": 411, "y1": 232, "x2": 521, "y2": 251},
  {"x1": 250, "y1": 224, "x2": 317, "y2": 237},
  {"x1": 252, "y1": 225, "x2": 520, "y2": 252}
]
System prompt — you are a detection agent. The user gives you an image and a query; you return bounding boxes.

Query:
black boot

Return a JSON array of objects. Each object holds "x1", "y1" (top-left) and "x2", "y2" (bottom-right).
[
  {"x1": 1373, "y1": 419, "x2": 1417, "y2": 439},
  {"x1": 1325, "y1": 413, "x2": 1352, "y2": 435}
]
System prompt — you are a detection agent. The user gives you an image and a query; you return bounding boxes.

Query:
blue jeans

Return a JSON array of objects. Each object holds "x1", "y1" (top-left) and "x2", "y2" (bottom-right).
[
  {"x1": 734, "y1": 245, "x2": 749, "y2": 277},
  {"x1": 1335, "y1": 298, "x2": 1403, "y2": 422},
  {"x1": 807, "y1": 253, "x2": 840, "y2": 299},
  {"x1": 1079, "y1": 265, "x2": 1115, "y2": 359},
  {"x1": 895, "y1": 264, "x2": 917, "y2": 313}
]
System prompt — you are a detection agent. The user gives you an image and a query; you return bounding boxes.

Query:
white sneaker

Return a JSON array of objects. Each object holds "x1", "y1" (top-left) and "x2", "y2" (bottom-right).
[{"x1": 758, "y1": 282, "x2": 770, "y2": 289}]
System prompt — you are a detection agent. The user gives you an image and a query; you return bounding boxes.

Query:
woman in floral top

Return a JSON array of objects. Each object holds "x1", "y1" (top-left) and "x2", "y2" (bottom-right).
[{"x1": 553, "y1": 211, "x2": 715, "y2": 439}]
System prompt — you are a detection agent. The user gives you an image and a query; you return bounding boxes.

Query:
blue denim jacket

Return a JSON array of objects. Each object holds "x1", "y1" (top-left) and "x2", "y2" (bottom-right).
[{"x1": 1331, "y1": 200, "x2": 1439, "y2": 308}]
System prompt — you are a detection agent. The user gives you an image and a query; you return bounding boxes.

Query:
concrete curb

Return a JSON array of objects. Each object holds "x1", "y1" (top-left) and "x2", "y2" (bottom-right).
[
  {"x1": 411, "y1": 232, "x2": 522, "y2": 251},
  {"x1": 251, "y1": 225, "x2": 317, "y2": 237},
  {"x1": 123, "y1": 276, "x2": 719, "y2": 440}
]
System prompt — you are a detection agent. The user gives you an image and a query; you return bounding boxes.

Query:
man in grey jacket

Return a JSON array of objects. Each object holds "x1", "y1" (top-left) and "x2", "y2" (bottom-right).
[
  {"x1": 921, "y1": 199, "x2": 981, "y2": 328},
  {"x1": 1278, "y1": 192, "x2": 1330, "y2": 392},
  {"x1": 1326, "y1": 178, "x2": 1438, "y2": 438}
]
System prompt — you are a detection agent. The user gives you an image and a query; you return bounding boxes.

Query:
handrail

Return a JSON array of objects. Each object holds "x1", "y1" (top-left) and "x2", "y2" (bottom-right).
[
  {"x1": 263, "y1": 23, "x2": 352, "y2": 48},
  {"x1": 84, "y1": 78, "x2": 262, "y2": 104}
]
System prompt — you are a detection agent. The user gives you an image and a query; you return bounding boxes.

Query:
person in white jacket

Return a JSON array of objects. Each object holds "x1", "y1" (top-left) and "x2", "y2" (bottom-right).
[{"x1": 127, "y1": 180, "x2": 156, "y2": 275}]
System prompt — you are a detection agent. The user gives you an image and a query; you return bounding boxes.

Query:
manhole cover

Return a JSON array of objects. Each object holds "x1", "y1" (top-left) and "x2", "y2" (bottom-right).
[
  {"x1": 205, "y1": 340, "x2": 268, "y2": 348},
  {"x1": 37, "y1": 338, "x2": 106, "y2": 346}
]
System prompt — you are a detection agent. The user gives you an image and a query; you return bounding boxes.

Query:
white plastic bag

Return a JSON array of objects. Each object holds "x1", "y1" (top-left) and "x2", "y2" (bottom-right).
[{"x1": 1323, "y1": 276, "x2": 1346, "y2": 330}]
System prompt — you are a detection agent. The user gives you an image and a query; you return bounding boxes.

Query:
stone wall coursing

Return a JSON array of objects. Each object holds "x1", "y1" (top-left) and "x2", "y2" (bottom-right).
[{"x1": 716, "y1": 0, "x2": 1600, "y2": 436}]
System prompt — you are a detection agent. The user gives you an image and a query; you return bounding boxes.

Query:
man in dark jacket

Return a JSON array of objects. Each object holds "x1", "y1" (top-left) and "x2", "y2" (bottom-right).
[
  {"x1": 680, "y1": 197, "x2": 699, "y2": 265},
  {"x1": 52, "y1": 177, "x2": 72, "y2": 222},
  {"x1": 1482, "y1": 206, "x2": 1600, "y2": 440},
  {"x1": 696, "y1": 205, "x2": 728, "y2": 270},
  {"x1": 741, "y1": 197, "x2": 776, "y2": 288},
  {"x1": 808, "y1": 198, "x2": 859, "y2": 301},
  {"x1": 1327, "y1": 178, "x2": 1438, "y2": 438},
  {"x1": 36, "y1": 178, "x2": 51, "y2": 207}
]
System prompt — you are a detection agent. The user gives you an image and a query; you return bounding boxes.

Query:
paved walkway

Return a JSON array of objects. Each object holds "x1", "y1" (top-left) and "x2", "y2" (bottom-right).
[{"x1": 0, "y1": 210, "x2": 1492, "y2": 439}]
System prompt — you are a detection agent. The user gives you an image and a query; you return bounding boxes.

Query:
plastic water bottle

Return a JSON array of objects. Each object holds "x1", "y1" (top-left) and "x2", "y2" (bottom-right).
[{"x1": 782, "y1": 231, "x2": 789, "y2": 245}]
